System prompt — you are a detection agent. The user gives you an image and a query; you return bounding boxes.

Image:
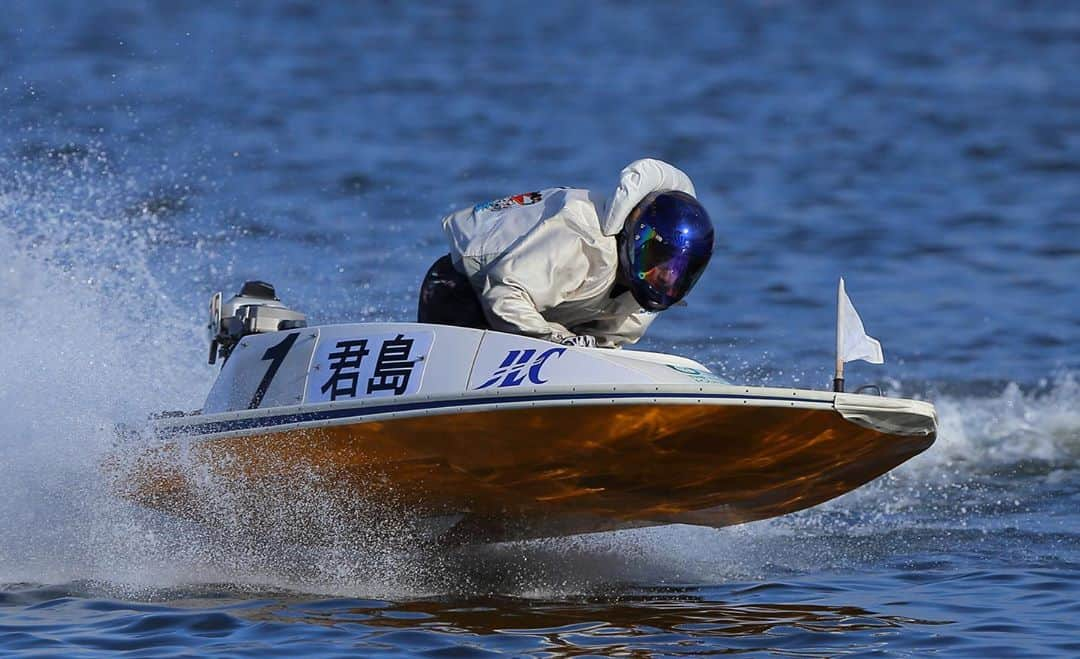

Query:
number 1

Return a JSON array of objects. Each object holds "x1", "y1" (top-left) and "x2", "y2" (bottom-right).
[{"x1": 249, "y1": 332, "x2": 300, "y2": 409}]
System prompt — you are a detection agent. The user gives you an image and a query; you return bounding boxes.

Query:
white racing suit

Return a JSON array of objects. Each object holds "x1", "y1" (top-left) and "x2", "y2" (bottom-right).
[{"x1": 437, "y1": 158, "x2": 697, "y2": 348}]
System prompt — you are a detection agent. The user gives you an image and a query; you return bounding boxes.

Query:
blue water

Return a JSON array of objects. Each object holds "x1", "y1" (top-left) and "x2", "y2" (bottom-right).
[{"x1": 1, "y1": 1, "x2": 1077, "y2": 656}]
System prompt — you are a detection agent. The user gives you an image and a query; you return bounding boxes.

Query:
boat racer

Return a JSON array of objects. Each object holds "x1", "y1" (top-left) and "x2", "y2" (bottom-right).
[{"x1": 417, "y1": 158, "x2": 714, "y2": 348}]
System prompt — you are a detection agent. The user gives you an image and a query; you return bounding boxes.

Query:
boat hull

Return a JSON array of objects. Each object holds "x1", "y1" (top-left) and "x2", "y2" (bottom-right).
[{"x1": 120, "y1": 395, "x2": 935, "y2": 544}]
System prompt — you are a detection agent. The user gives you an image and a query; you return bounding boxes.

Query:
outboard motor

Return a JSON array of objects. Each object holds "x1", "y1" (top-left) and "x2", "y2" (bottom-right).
[{"x1": 208, "y1": 280, "x2": 307, "y2": 365}]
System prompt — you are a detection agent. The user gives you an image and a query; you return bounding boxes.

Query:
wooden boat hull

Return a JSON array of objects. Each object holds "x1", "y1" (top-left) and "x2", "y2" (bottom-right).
[{"x1": 120, "y1": 393, "x2": 935, "y2": 544}]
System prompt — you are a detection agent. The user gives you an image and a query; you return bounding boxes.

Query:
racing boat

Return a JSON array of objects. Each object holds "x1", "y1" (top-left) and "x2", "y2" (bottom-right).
[{"x1": 116, "y1": 282, "x2": 936, "y2": 545}]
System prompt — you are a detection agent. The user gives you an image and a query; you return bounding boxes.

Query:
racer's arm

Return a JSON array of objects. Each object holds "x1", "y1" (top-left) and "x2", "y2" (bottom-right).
[
  {"x1": 477, "y1": 222, "x2": 590, "y2": 343},
  {"x1": 579, "y1": 308, "x2": 658, "y2": 348},
  {"x1": 482, "y1": 281, "x2": 575, "y2": 342}
]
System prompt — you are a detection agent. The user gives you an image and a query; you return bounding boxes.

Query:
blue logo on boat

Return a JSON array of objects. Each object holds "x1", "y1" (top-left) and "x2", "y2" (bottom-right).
[{"x1": 476, "y1": 347, "x2": 566, "y2": 388}]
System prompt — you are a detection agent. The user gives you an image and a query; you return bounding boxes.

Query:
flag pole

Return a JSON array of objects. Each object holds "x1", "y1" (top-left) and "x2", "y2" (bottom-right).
[{"x1": 833, "y1": 278, "x2": 844, "y2": 392}]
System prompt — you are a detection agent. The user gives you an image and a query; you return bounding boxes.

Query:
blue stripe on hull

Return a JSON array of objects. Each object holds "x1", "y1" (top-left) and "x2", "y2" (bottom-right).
[{"x1": 163, "y1": 391, "x2": 825, "y2": 439}]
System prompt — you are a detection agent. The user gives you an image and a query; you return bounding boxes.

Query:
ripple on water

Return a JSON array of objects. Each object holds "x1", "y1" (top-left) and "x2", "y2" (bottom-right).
[
  {"x1": 1, "y1": 1, "x2": 1079, "y2": 656},
  {"x1": 1, "y1": 565, "x2": 1079, "y2": 656}
]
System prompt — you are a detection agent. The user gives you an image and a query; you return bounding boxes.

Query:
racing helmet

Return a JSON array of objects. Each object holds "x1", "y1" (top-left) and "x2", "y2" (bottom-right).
[{"x1": 617, "y1": 190, "x2": 714, "y2": 311}]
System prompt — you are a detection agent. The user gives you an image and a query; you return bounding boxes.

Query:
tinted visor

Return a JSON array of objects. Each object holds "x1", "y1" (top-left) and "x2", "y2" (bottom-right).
[
  {"x1": 630, "y1": 226, "x2": 711, "y2": 307},
  {"x1": 625, "y1": 193, "x2": 713, "y2": 310}
]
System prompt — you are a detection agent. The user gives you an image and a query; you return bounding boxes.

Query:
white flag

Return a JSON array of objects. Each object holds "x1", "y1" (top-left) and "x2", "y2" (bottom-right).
[{"x1": 837, "y1": 278, "x2": 884, "y2": 364}]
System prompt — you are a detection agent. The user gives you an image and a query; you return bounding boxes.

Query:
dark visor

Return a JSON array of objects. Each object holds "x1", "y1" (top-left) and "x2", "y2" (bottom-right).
[{"x1": 629, "y1": 222, "x2": 711, "y2": 307}]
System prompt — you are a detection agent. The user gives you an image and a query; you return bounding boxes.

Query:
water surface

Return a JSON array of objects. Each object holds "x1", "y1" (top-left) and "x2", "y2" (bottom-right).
[{"x1": 1, "y1": 1, "x2": 1077, "y2": 656}]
